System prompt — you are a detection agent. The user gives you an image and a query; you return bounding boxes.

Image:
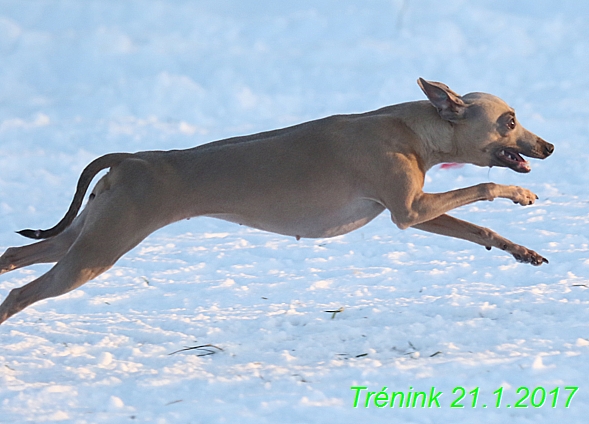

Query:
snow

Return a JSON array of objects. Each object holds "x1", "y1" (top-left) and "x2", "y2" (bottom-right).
[{"x1": 1, "y1": 0, "x2": 588, "y2": 422}]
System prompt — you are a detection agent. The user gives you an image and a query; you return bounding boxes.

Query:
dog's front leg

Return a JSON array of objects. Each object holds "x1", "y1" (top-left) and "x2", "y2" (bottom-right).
[
  {"x1": 380, "y1": 157, "x2": 538, "y2": 230},
  {"x1": 389, "y1": 183, "x2": 538, "y2": 230},
  {"x1": 412, "y1": 214, "x2": 548, "y2": 265}
]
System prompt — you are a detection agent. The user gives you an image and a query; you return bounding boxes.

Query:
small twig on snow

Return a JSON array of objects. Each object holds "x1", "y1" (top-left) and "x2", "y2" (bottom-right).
[
  {"x1": 324, "y1": 307, "x2": 344, "y2": 319},
  {"x1": 168, "y1": 344, "x2": 224, "y2": 356}
]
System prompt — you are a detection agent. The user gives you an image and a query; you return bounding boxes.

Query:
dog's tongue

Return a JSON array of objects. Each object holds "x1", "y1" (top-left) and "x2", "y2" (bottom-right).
[
  {"x1": 517, "y1": 160, "x2": 531, "y2": 172},
  {"x1": 440, "y1": 163, "x2": 464, "y2": 169}
]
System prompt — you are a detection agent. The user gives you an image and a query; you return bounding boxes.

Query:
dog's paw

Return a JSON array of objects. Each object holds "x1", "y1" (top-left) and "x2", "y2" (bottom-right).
[
  {"x1": 509, "y1": 186, "x2": 538, "y2": 206},
  {"x1": 509, "y1": 245, "x2": 548, "y2": 266},
  {"x1": 0, "y1": 248, "x2": 17, "y2": 275}
]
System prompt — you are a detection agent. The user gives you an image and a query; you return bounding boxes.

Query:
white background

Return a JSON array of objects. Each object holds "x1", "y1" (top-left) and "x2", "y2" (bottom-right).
[{"x1": 1, "y1": 0, "x2": 588, "y2": 422}]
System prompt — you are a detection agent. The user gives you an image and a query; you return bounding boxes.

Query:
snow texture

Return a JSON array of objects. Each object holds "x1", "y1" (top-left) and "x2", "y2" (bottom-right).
[{"x1": 1, "y1": 0, "x2": 589, "y2": 422}]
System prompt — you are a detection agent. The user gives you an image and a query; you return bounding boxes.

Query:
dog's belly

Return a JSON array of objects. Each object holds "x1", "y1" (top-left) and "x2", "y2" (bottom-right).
[{"x1": 207, "y1": 198, "x2": 385, "y2": 239}]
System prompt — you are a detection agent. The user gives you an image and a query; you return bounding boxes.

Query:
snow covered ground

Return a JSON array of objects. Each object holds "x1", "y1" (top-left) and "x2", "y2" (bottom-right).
[{"x1": 1, "y1": 0, "x2": 589, "y2": 422}]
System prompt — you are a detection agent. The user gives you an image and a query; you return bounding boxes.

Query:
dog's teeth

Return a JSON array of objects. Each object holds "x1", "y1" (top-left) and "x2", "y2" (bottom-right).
[{"x1": 501, "y1": 149, "x2": 520, "y2": 162}]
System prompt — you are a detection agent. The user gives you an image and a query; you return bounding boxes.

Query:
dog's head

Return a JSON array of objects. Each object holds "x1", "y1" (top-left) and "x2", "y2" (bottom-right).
[{"x1": 417, "y1": 78, "x2": 554, "y2": 173}]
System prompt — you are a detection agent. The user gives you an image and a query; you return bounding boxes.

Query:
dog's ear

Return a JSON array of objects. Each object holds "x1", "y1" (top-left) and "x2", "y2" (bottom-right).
[{"x1": 417, "y1": 78, "x2": 466, "y2": 122}]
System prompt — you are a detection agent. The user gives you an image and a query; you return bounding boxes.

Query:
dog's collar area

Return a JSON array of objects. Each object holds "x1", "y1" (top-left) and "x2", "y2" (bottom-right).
[{"x1": 496, "y1": 148, "x2": 531, "y2": 173}]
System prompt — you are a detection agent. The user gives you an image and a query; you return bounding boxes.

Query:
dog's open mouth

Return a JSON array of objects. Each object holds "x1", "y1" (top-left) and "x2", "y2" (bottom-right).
[{"x1": 496, "y1": 148, "x2": 531, "y2": 173}]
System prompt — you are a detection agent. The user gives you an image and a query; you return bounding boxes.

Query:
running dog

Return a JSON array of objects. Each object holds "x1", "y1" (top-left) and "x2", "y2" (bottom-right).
[{"x1": 0, "y1": 79, "x2": 554, "y2": 324}]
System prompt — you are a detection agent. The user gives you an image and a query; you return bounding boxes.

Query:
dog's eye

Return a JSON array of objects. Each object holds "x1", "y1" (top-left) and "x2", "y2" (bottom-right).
[{"x1": 507, "y1": 117, "x2": 516, "y2": 130}]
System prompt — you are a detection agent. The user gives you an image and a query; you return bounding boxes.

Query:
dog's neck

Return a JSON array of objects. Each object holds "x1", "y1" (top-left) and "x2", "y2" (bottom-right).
[{"x1": 394, "y1": 101, "x2": 459, "y2": 171}]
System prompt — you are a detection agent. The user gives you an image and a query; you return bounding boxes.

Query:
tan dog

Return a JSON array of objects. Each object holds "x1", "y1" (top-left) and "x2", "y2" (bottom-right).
[{"x1": 0, "y1": 79, "x2": 553, "y2": 324}]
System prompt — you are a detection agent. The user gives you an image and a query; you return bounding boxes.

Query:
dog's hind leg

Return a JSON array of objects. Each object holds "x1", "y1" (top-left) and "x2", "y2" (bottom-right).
[
  {"x1": 0, "y1": 221, "x2": 158, "y2": 324},
  {"x1": 0, "y1": 172, "x2": 174, "y2": 324},
  {"x1": 0, "y1": 209, "x2": 90, "y2": 276},
  {"x1": 412, "y1": 213, "x2": 548, "y2": 265},
  {"x1": 0, "y1": 163, "x2": 124, "y2": 275}
]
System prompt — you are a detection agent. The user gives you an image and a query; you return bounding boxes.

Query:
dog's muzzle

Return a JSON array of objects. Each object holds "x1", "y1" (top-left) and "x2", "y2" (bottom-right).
[{"x1": 495, "y1": 137, "x2": 553, "y2": 173}]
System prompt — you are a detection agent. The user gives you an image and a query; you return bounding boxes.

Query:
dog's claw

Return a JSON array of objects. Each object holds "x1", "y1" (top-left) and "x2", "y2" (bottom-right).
[
  {"x1": 532, "y1": 255, "x2": 549, "y2": 266},
  {"x1": 508, "y1": 243, "x2": 548, "y2": 266}
]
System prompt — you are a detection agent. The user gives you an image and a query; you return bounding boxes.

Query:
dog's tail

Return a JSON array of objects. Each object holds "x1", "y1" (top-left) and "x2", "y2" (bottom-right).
[{"x1": 17, "y1": 153, "x2": 135, "y2": 240}]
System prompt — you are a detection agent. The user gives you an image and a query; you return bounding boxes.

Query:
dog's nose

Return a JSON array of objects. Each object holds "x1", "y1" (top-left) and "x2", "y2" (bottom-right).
[
  {"x1": 537, "y1": 137, "x2": 554, "y2": 157},
  {"x1": 542, "y1": 141, "x2": 554, "y2": 157}
]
